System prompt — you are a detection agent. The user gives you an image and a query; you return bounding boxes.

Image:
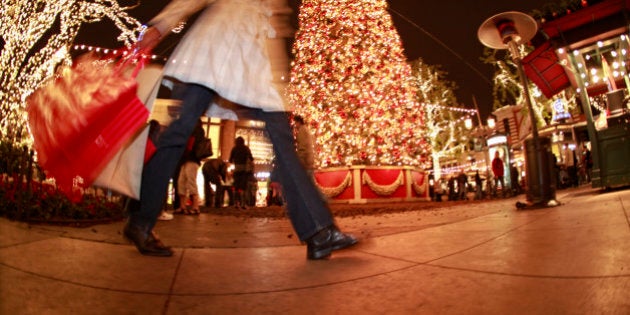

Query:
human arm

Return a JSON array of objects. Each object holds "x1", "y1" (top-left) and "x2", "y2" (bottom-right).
[{"x1": 137, "y1": 0, "x2": 216, "y2": 51}]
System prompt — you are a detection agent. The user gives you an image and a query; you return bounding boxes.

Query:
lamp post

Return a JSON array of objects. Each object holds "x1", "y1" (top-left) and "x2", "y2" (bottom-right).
[{"x1": 478, "y1": 11, "x2": 557, "y2": 207}]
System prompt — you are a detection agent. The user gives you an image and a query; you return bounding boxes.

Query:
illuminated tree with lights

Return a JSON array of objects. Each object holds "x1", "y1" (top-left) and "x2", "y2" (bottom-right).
[
  {"x1": 411, "y1": 58, "x2": 470, "y2": 179},
  {"x1": 0, "y1": 0, "x2": 141, "y2": 144},
  {"x1": 481, "y1": 45, "x2": 578, "y2": 130},
  {"x1": 288, "y1": 0, "x2": 427, "y2": 168}
]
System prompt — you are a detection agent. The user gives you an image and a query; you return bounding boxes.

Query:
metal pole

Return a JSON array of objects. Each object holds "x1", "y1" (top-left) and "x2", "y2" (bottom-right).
[
  {"x1": 567, "y1": 52, "x2": 600, "y2": 183},
  {"x1": 508, "y1": 40, "x2": 555, "y2": 205},
  {"x1": 508, "y1": 41, "x2": 540, "y2": 147}
]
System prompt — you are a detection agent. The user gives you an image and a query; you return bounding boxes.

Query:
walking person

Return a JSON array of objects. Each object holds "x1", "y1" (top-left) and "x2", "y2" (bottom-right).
[
  {"x1": 564, "y1": 146, "x2": 578, "y2": 188},
  {"x1": 474, "y1": 170, "x2": 483, "y2": 200},
  {"x1": 510, "y1": 164, "x2": 521, "y2": 195},
  {"x1": 123, "y1": 0, "x2": 358, "y2": 259},
  {"x1": 229, "y1": 136, "x2": 254, "y2": 209},
  {"x1": 457, "y1": 170, "x2": 468, "y2": 201},
  {"x1": 582, "y1": 144, "x2": 593, "y2": 183},
  {"x1": 173, "y1": 121, "x2": 205, "y2": 215},
  {"x1": 202, "y1": 158, "x2": 227, "y2": 208},
  {"x1": 447, "y1": 176, "x2": 456, "y2": 201}
]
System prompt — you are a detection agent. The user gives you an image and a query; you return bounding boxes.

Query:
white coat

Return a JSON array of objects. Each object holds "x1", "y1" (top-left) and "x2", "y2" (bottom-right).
[{"x1": 150, "y1": 0, "x2": 285, "y2": 117}]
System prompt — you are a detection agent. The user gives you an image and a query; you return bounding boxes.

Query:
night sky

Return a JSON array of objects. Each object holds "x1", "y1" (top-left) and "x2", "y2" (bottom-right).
[
  {"x1": 76, "y1": 0, "x2": 557, "y2": 120},
  {"x1": 384, "y1": 0, "x2": 555, "y2": 120}
]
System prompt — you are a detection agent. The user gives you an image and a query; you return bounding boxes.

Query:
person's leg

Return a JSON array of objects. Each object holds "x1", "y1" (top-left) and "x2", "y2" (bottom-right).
[
  {"x1": 227, "y1": 187, "x2": 234, "y2": 206},
  {"x1": 203, "y1": 174, "x2": 213, "y2": 207},
  {"x1": 183, "y1": 162, "x2": 201, "y2": 213},
  {"x1": 124, "y1": 84, "x2": 215, "y2": 255},
  {"x1": 191, "y1": 193, "x2": 200, "y2": 213},
  {"x1": 178, "y1": 163, "x2": 196, "y2": 213},
  {"x1": 233, "y1": 189, "x2": 241, "y2": 208},
  {"x1": 257, "y1": 111, "x2": 357, "y2": 259},
  {"x1": 258, "y1": 111, "x2": 333, "y2": 239},
  {"x1": 233, "y1": 172, "x2": 244, "y2": 207},
  {"x1": 178, "y1": 194, "x2": 189, "y2": 212},
  {"x1": 214, "y1": 183, "x2": 224, "y2": 208},
  {"x1": 175, "y1": 164, "x2": 188, "y2": 212}
]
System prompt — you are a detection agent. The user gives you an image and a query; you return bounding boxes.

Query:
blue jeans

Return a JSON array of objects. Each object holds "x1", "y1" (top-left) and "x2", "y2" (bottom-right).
[{"x1": 127, "y1": 84, "x2": 333, "y2": 240}]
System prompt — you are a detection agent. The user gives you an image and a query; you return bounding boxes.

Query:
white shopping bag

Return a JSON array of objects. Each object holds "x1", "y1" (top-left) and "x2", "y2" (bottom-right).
[{"x1": 92, "y1": 64, "x2": 163, "y2": 198}]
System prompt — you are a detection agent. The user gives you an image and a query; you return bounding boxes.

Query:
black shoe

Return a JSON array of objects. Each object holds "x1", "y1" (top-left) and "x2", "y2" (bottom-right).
[
  {"x1": 148, "y1": 231, "x2": 170, "y2": 250},
  {"x1": 307, "y1": 226, "x2": 358, "y2": 260},
  {"x1": 123, "y1": 223, "x2": 173, "y2": 257}
]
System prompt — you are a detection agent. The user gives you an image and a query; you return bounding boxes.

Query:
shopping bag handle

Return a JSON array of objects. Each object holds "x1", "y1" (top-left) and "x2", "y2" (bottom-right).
[{"x1": 112, "y1": 49, "x2": 148, "y2": 79}]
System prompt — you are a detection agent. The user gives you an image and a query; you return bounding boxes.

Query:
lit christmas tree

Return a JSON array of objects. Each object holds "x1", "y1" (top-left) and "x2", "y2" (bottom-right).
[{"x1": 288, "y1": 0, "x2": 428, "y2": 168}]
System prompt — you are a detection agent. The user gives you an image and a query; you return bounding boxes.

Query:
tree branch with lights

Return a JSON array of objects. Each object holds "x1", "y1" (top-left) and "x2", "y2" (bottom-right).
[
  {"x1": 0, "y1": 0, "x2": 142, "y2": 145},
  {"x1": 481, "y1": 44, "x2": 578, "y2": 132},
  {"x1": 410, "y1": 58, "x2": 471, "y2": 179}
]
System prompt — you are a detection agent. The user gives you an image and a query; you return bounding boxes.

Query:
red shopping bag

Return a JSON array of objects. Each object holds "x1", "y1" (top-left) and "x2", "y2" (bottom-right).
[{"x1": 27, "y1": 51, "x2": 150, "y2": 191}]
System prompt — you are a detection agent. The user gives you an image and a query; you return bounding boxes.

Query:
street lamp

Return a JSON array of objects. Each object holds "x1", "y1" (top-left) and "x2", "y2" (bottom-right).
[
  {"x1": 487, "y1": 116, "x2": 495, "y2": 129},
  {"x1": 478, "y1": 11, "x2": 558, "y2": 208}
]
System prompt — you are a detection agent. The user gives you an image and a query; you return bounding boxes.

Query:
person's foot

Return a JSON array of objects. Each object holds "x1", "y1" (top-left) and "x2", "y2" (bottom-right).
[
  {"x1": 148, "y1": 230, "x2": 170, "y2": 250},
  {"x1": 183, "y1": 208, "x2": 200, "y2": 215},
  {"x1": 306, "y1": 226, "x2": 358, "y2": 260},
  {"x1": 158, "y1": 211, "x2": 174, "y2": 221},
  {"x1": 123, "y1": 222, "x2": 173, "y2": 257}
]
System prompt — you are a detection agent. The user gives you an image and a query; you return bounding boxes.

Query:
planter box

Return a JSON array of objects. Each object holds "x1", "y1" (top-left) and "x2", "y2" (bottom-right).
[{"x1": 314, "y1": 165, "x2": 429, "y2": 203}]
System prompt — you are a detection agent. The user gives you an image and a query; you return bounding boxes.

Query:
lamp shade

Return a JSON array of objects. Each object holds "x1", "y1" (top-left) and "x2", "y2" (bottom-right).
[{"x1": 478, "y1": 11, "x2": 538, "y2": 49}]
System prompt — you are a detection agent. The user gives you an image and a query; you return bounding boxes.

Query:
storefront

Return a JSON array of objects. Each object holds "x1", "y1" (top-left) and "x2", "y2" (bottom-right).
[
  {"x1": 150, "y1": 99, "x2": 276, "y2": 207},
  {"x1": 487, "y1": 133, "x2": 513, "y2": 190},
  {"x1": 522, "y1": 0, "x2": 630, "y2": 189}
]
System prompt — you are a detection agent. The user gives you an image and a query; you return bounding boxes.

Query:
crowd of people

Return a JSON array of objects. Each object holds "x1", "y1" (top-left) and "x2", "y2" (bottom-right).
[
  {"x1": 159, "y1": 114, "x2": 315, "y2": 216},
  {"x1": 554, "y1": 143, "x2": 593, "y2": 189},
  {"x1": 170, "y1": 132, "x2": 591, "y2": 208},
  {"x1": 430, "y1": 143, "x2": 593, "y2": 202}
]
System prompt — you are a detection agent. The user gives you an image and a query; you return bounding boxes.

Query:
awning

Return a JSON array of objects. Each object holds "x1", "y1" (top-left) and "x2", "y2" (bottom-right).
[{"x1": 521, "y1": 42, "x2": 571, "y2": 99}]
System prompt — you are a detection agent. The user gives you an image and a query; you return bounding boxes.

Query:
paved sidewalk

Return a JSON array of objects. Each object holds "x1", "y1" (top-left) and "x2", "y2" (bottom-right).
[{"x1": 1, "y1": 186, "x2": 629, "y2": 314}]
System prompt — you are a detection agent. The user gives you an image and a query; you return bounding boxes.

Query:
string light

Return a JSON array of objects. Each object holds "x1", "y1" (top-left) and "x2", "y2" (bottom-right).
[
  {"x1": 72, "y1": 44, "x2": 168, "y2": 62},
  {"x1": 288, "y1": 0, "x2": 428, "y2": 168},
  {"x1": 411, "y1": 57, "x2": 469, "y2": 175},
  {"x1": 0, "y1": 0, "x2": 142, "y2": 143}
]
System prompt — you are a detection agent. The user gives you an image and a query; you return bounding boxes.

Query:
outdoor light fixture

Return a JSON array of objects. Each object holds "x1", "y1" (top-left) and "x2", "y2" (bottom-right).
[
  {"x1": 478, "y1": 11, "x2": 558, "y2": 208},
  {"x1": 487, "y1": 116, "x2": 496, "y2": 129},
  {"x1": 464, "y1": 117, "x2": 473, "y2": 130}
]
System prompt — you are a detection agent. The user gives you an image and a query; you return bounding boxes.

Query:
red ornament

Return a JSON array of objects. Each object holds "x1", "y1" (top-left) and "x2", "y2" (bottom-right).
[{"x1": 393, "y1": 149, "x2": 400, "y2": 158}]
